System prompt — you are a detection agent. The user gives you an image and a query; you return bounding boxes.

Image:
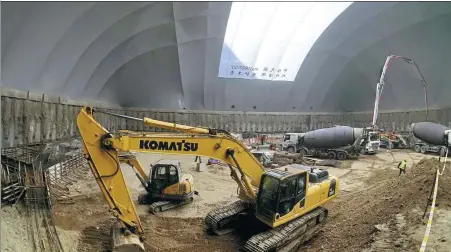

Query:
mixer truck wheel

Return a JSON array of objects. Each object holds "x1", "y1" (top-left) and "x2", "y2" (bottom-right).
[
  {"x1": 326, "y1": 151, "x2": 336, "y2": 160},
  {"x1": 360, "y1": 148, "x2": 367, "y2": 155},
  {"x1": 287, "y1": 146, "x2": 295, "y2": 153},
  {"x1": 414, "y1": 145, "x2": 421, "y2": 153},
  {"x1": 299, "y1": 149, "x2": 308, "y2": 156},
  {"x1": 420, "y1": 146, "x2": 427, "y2": 154},
  {"x1": 337, "y1": 152, "x2": 347, "y2": 160},
  {"x1": 439, "y1": 147, "x2": 446, "y2": 157}
]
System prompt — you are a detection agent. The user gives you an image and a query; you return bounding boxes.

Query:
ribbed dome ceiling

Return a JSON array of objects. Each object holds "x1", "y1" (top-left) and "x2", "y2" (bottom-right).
[{"x1": 2, "y1": 2, "x2": 451, "y2": 112}]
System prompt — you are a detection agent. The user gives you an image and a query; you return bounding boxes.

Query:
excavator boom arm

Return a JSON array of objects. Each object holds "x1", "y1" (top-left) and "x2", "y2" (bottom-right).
[
  {"x1": 118, "y1": 154, "x2": 150, "y2": 189},
  {"x1": 77, "y1": 107, "x2": 144, "y2": 235},
  {"x1": 93, "y1": 108, "x2": 212, "y2": 134},
  {"x1": 106, "y1": 133, "x2": 265, "y2": 187}
]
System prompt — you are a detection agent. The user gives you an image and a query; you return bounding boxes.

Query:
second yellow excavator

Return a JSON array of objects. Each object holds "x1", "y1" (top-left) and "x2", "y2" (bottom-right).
[
  {"x1": 77, "y1": 107, "x2": 339, "y2": 252},
  {"x1": 118, "y1": 154, "x2": 195, "y2": 213}
]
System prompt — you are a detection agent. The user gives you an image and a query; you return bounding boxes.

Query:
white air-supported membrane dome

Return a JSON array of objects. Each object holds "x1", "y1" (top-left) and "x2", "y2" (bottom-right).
[{"x1": 2, "y1": 2, "x2": 451, "y2": 112}]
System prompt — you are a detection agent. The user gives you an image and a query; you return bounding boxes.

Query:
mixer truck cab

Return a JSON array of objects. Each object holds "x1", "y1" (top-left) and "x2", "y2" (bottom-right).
[
  {"x1": 361, "y1": 129, "x2": 380, "y2": 155},
  {"x1": 282, "y1": 133, "x2": 305, "y2": 153}
]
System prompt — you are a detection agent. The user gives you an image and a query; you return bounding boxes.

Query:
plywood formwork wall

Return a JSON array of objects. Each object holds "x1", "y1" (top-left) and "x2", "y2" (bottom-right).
[{"x1": 1, "y1": 87, "x2": 449, "y2": 148}]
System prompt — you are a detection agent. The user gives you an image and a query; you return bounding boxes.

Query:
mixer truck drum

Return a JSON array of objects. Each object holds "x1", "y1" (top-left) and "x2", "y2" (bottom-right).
[
  {"x1": 412, "y1": 122, "x2": 449, "y2": 146},
  {"x1": 303, "y1": 126, "x2": 357, "y2": 149}
]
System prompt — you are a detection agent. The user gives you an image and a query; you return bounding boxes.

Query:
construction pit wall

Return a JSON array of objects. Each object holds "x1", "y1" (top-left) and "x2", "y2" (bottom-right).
[{"x1": 2, "y1": 87, "x2": 451, "y2": 148}]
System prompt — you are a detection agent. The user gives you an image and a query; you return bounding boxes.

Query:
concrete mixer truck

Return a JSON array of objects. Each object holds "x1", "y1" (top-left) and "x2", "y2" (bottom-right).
[
  {"x1": 411, "y1": 122, "x2": 451, "y2": 157},
  {"x1": 282, "y1": 126, "x2": 377, "y2": 160}
]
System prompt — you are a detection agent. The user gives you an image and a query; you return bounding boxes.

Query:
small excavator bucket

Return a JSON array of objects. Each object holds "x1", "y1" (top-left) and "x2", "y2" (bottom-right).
[{"x1": 110, "y1": 222, "x2": 146, "y2": 252}]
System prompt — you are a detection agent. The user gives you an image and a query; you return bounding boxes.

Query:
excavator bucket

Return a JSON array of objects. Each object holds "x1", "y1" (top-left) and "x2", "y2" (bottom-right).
[{"x1": 110, "y1": 222, "x2": 146, "y2": 252}]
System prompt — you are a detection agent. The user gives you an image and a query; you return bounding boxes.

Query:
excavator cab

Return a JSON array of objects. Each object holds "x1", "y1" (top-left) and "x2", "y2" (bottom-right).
[
  {"x1": 138, "y1": 159, "x2": 194, "y2": 213},
  {"x1": 255, "y1": 165, "x2": 336, "y2": 228},
  {"x1": 148, "y1": 160, "x2": 183, "y2": 194}
]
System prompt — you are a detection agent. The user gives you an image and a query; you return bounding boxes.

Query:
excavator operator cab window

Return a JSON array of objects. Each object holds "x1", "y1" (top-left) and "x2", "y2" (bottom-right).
[
  {"x1": 278, "y1": 177, "x2": 297, "y2": 217},
  {"x1": 297, "y1": 176, "x2": 305, "y2": 194},
  {"x1": 153, "y1": 165, "x2": 179, "y2": 182},
  {"x1": 151, "y1": 166, "x2": 168, "y2": 192},
  {"x1": 257, "y1": 172, "x2": 308, "y2": 220},
  {"x1": 150, "y1": 165, "x2": 180, "y2": 193},
  {"x1": 156, "y1": 166, "x2": 167, "y2": 179},
  {"x1": 169, "y1": 166, "x2": 178, "y2": 184},
  {"x1": 257, "y1": 175, "x2": 279, "y2": 219},
  {"x1": 296, "y1": 173, "x2": 307, "y2": 208}
]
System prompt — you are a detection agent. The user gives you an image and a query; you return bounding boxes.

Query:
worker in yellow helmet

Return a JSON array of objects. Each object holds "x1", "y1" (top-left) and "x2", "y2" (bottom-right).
[{"x1": 398, "y1": 159, "x2": 407, "y2": 176}]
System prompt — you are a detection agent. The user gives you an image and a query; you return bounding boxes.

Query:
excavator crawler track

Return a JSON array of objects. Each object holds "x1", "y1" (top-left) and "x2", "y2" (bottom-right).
[
  {"x1": 205, "y1": 200, "x2": 249, "y2": 235},
  {"x1": 149, "y1": 198, "x2": 193, "y2": 214},
  {"x1": 243, "y1": 207, "x2": 328, "y2": 252}
]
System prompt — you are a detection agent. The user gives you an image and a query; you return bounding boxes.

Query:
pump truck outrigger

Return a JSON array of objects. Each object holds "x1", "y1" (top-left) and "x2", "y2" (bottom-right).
[{"x1": 77, "y1": 106, "x2": 339, "y2": 252}]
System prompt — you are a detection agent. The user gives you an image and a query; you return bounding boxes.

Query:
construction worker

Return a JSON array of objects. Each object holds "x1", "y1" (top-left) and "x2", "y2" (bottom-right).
[
  {"x1": 194, "y1": 156, "x2": 202, "y2": 163},
  {"x1": 398, "y1": 159, "x2": 407, "y2": 175},
  {"x1": 260, "y1": 135, "x2": 267, "y2": 145}
]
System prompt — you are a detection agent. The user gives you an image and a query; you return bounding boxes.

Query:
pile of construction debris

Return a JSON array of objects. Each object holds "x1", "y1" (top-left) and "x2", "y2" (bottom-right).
[
  {"x1": 272, "y1": 152, "x2": 341, "y2": 167},
  {"x1": 1, "y1": 139, "x2": 83, "y2": 207},
  {"x1": 47, "y1": 153, "x2": 90, "y2": 204},
  {"x1": 1, "y1": 138, "x2": 87, "y2": 252},
  {"x1": 1, "y1": 144, "x2": 47, "y2": 206}
]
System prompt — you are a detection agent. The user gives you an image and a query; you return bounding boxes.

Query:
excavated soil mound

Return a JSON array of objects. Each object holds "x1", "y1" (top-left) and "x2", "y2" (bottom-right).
[{"x1": 303, "y1": 158, "x2": 451, "y2": 252}]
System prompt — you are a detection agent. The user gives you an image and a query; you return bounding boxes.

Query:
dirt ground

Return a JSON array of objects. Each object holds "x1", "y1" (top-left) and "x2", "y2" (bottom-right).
[
  {"x1": 302, "y1": 151, "x2": 451, "y2": 252},
  {"x1": 51, "y1": 153, "x2": 242, "y2": 252},
  {"x1": 1, "y1": 204, "x2": 35, "y2": 252},
  {"x1": 2, "y1": 150, "x2": 451, "y2": 252}
]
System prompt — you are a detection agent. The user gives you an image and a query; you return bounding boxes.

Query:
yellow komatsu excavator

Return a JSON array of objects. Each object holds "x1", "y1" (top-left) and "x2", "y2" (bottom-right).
[
  {"x1": 119, "y1": 154, "x2": 195, "y2": 214},
  {"x1": 77, "y1": 107, "x2": 339, "y2": 252}
]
